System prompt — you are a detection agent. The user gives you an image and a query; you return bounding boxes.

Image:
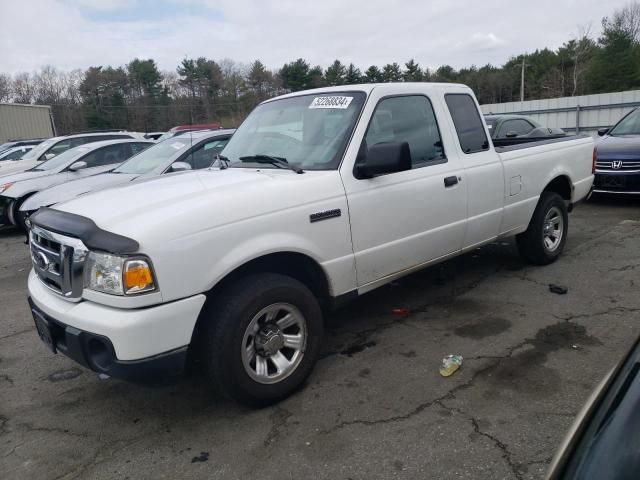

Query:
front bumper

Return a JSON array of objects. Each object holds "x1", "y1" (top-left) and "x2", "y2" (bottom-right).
[
  {"x1": 29, "y1": 297, "x2": 188, "y2": 382},
  {"x1": 593, "y1": 171, "x2": 640, "y2": 194},
  {"x1": 28, "y1": 271, "x2": 207, "y2": 380}
]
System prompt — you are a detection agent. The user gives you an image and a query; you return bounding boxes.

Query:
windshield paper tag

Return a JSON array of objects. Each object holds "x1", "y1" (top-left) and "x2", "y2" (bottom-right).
[
  {"x1": 309, "y1": 96, "x2": 353, "y2": 109},
  {"x1": 170, "y1": 142, "x2": 186, "y2": 150}
]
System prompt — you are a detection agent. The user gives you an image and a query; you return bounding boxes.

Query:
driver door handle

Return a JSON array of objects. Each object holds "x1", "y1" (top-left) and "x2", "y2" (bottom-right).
[{"x1": 444, "y1": 176, "x2": 459, "y2": 188}]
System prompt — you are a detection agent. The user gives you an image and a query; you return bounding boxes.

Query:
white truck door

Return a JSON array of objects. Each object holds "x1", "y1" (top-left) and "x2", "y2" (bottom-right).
[
  {"x1": 444, "y1": 93, "x2": 504, "y2": 249},
  {"x1": 341, "y1": 92, "x2": 467, "y2": 290}
]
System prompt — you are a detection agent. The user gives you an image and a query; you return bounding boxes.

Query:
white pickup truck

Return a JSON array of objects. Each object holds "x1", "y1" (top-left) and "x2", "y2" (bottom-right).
[{"x1": 27, "y1": 83, "x2": 594, "y2": 406}]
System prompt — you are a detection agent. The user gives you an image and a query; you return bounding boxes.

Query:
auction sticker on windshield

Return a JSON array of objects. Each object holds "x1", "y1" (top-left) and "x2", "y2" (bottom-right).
[
  {"x1": 309, "y1": 96, "x2": 353, "y2": 109},
  {"x1": 170, "y1": 142, "x2": 186, "y2": 150}
]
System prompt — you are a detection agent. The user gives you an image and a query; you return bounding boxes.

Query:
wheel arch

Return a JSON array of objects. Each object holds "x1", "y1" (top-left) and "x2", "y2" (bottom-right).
[
  {"x1": 206, "y1": 251, "x2": 331, "y2": 304},
  {"x1": 543, "y1": 175, "x2": 572, "y2": 201}
]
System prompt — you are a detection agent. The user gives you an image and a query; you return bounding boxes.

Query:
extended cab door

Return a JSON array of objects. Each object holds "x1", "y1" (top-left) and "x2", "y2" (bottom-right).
[
  {"x1": 444, "y1": 93, "x2": 504, "y2": 249},
  {"x1": 341, "y1": 87, "x2": 467, "y2": 290}
]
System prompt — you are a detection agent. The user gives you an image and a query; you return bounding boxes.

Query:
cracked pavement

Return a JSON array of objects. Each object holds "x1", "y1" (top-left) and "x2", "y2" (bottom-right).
[{"x1": 1, "y1": 197, "x2": 640, "y2": 479}]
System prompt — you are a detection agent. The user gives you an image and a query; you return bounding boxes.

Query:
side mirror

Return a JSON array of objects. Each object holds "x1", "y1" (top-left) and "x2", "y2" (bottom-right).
[
  {"x1": 354, "y1": 141, "x2": 411, "y2": 179},
  {"x1": 505, "y1": 131, "x2": 518, "y2": 138},
  {"x1": 68, "y1": 161, "x2": 87, "y2": 171},
  {"x1": 44, "y1": 153, "x2": 56, "y2": 160},
  {"x1": 597, "y1": 128, "x2": 609, "y2": 137},
  {"x1": 170, "y1": 161, "x2": 192, "y2": 173}
]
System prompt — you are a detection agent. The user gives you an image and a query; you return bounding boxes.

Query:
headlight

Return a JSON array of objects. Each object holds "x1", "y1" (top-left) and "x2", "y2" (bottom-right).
[
  {"x1": 85, "y1": 252, "x2": 156, "y2": 295},
  {"x1": 0, "y1": 182, "x2": 13, "y2": 194}
]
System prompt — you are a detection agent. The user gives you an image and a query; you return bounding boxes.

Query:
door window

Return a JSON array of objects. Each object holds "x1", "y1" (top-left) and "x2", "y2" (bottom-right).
[
  {"x1": 364, "y1": 95, "x2": 445, "y2": 169},
  {"x1": 81, "y1": 143, "x2": 130, "y2": 168},
  {"x1": 445, "y1": 94, "x2": 489, "y2": 153}
]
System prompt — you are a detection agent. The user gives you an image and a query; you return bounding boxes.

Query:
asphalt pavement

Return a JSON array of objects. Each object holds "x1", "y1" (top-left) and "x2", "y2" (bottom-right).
[{"x1": 1, "y1": 196, "x2": 639, "y2": 480}]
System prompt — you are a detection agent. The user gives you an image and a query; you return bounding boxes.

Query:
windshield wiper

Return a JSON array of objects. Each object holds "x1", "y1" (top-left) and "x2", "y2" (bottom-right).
[{"x1": 238, "y1": 154, "x2": 304, "y2": 174}]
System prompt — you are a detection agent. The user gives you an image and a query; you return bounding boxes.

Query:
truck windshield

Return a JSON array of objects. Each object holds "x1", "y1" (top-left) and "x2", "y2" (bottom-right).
[
  {"x1": 609, "y1": 109, "x2": 640, "y2": 136},
  {"x1": 223, "y1": 91, "x2": 366, "y2": 171}
]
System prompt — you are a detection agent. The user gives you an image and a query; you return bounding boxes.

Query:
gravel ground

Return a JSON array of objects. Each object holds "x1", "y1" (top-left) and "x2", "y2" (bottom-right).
[{"x1": 1, "y1": 196, "x2": 639, "y2": 480}]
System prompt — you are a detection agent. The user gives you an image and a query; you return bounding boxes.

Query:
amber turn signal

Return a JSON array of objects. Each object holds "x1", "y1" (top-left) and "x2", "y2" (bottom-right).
[{"x1": 124, "y1": 260, "x2": 155, "y2": 294}]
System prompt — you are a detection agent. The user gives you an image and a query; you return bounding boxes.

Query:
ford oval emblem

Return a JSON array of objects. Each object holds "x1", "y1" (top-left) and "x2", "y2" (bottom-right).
[{"x1": 33, "y1": 251, "x2": 50, "y2": 271}]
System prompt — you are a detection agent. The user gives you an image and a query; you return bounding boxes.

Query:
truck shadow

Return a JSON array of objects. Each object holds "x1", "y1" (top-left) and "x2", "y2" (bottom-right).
[{"x1": 320, "y1": 239, "x2": 522, "y2": 357}]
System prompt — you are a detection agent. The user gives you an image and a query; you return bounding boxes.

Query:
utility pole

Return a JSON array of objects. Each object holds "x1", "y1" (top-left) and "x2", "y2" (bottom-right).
[{"x1": 520, "y1": 55, "x2": 526, "y2": 104}]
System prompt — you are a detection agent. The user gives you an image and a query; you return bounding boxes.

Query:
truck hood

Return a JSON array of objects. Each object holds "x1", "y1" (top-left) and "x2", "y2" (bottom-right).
[
  {"x1": 55, "y1": 168, "x2": 346, "y2": 246},
  {"x1": 597, "y1": 135, "x2": 640, "y2": 160},
  {"x1": 21, "y1": 172, "x2": 138, "y2": 212}
]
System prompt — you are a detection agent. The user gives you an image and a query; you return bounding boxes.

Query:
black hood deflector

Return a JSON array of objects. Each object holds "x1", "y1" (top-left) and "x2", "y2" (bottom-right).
[{"x1": 30, "y1": 207, "x2": 139, "y2": 254}]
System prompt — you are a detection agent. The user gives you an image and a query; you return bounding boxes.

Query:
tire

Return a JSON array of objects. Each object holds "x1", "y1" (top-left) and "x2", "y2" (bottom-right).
[
  {"x1": 198, "y1": 273, "x2": 324, "y2": 407},
  {"x1": 516, "y1": 192, "x2": 568, "y2": 265}
]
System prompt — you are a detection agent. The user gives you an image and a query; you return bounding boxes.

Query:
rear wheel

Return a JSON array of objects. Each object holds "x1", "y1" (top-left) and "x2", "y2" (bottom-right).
[
  {"x1": 516, "y1": 192, "x2": 568, "y2": 265},
  {"x1": 198, "y1": 273, "x2": 323, "y2": 407}
]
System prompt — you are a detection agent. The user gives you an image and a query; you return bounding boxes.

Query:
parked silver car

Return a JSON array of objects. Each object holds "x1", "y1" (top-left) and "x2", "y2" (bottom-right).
[
  {"x1": 20, "y1": 129, "x2": 234, "y2": 221},
  {"x1": 0, "y1": 139, "x2": 153, "y2": 229}
]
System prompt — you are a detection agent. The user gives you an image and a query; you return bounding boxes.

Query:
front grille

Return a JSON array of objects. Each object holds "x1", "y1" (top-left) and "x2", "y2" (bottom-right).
[
  {"x1": 30, "y1": 226, "x2": 88, "y2": 300},
  {"x1": 596, "y1": 160, "x2": 640, "y2": 172}
]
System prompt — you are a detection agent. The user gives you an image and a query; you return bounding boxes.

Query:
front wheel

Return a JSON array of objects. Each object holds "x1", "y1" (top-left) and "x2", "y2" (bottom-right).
[
  {"x1": 198, "y1": 273, "x2": 323, "y2": 407},
  {"x1": 516, "y1": 192, "x2": 568, "y2": 265}
]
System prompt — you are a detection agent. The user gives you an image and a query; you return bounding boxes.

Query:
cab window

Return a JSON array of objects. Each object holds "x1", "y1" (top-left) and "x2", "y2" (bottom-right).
[
  {"x1": 364, "y1": 95, "x2": 445, "y2": 168},
  {"x1": 445, "y1": 94, "x2": 489, "y2": 153}
]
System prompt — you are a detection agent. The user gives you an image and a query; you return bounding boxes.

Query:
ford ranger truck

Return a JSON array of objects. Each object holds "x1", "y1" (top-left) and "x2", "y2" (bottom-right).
[{"x1": 27, "y1": 83, "x2": 595, "y2": 406}]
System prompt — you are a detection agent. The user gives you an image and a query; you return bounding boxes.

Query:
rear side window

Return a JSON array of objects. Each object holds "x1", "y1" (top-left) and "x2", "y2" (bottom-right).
[
  {"x1": 445, "y1": 94, "x2": 489, "y2": 154},
  {"x1": 365, "y1": 95, "x2": 445, "y2": 167}
]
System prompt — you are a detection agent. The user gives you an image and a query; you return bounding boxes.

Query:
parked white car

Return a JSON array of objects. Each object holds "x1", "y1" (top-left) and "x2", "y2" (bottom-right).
[
  {"x1": 0, "y1": 131, "x2": 143, "y2": 177},
  {"x1": 27, "y1": 83, "x2": 594, "y2": 406}
]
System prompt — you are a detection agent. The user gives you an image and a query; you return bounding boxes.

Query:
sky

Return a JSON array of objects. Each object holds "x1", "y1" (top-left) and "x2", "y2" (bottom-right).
[{"x1": 0, "y1": 0, "x2": 632, "y2": 74}]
